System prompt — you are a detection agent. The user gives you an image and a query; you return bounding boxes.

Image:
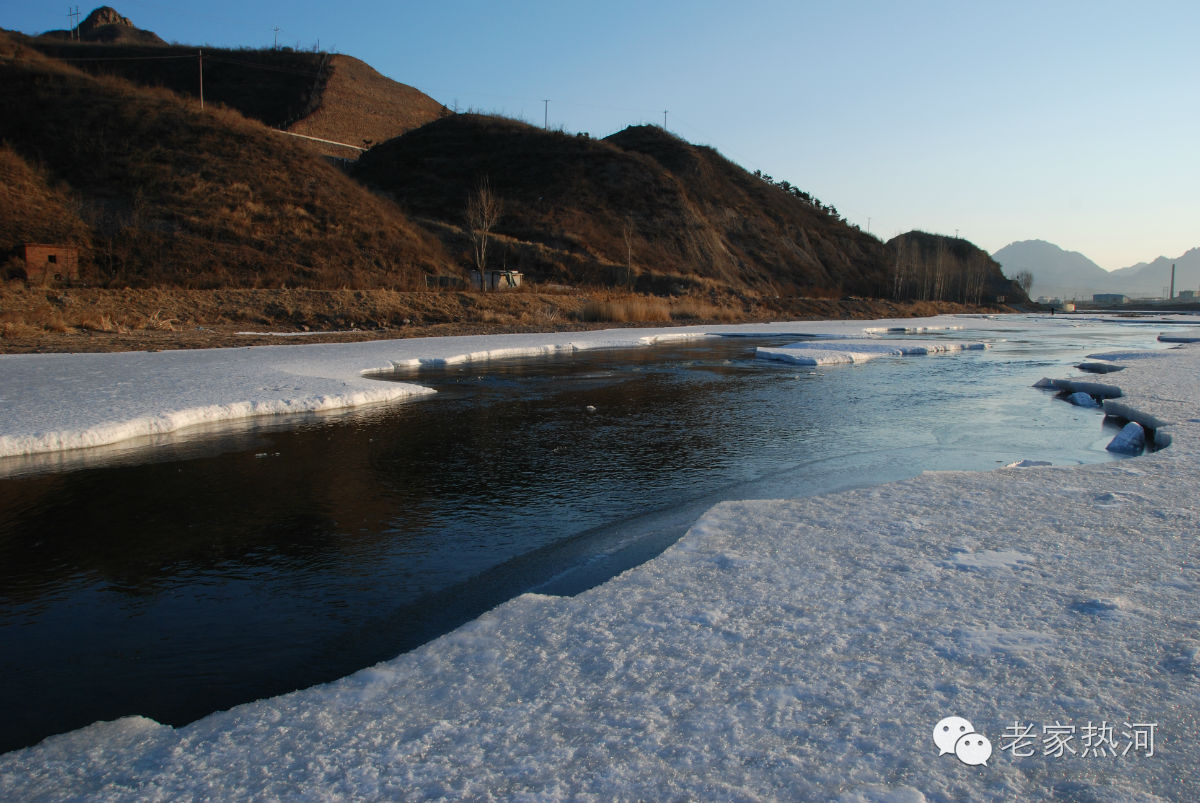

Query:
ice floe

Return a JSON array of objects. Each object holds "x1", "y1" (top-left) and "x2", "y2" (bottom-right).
[{"x1": 756, "y1": 339, "x2": 986, "y2": 366}]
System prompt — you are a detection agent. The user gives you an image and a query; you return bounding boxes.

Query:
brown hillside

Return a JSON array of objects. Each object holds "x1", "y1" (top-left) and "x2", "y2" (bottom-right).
[
  {"x1": 285, "y1": 55, "x2": 447, "y2": 158},
  {"x1": 606, "y1": 125, "x2": 892, "y2": 295},
  {"x1": 24, "y1": 37, "x2": 328, "y2": 130},
  {"x1": 357, "y1": 115, "x2": 892, "y2": 297},
  {"x1": 27, "y1": 18, "x2": 445, "y2": 159},
  {"x1": 0, "y1": 30, "x2": 451, "y2": 288},
  {"x1": 0, "y1": 144, "x2": 92, "y2": 257}
]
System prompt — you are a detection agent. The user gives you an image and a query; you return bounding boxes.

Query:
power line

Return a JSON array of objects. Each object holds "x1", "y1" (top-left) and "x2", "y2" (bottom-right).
[
  {"x1": 53, "y1": 52, "x2": 322, "y2": 79},
  {"x1": 56, "y1": 54, "x2": 196, "y2": 62}
]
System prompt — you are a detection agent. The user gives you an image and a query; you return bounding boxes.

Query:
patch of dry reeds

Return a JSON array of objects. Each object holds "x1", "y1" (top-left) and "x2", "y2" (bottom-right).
[{"x1": 573, "y1": 298, "x2": 671, "y2": 323}]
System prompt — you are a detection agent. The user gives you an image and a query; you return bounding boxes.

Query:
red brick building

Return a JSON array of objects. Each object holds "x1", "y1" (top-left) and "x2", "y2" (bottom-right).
[{"x1": 21, "y1": 244, "x2": 80, "y2": 284}]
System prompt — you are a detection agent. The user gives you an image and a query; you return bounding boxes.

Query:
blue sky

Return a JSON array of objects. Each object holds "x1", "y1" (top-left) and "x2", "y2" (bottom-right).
[{"x1": 6, "y1": 0, "x2": 1197, "y2": 269}]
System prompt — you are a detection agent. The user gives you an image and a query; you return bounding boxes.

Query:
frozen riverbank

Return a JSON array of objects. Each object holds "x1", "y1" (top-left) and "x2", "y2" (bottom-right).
[
  {"x1": 0, "y1": 317, "x2": 978, "y2": 461},
  {"x1": 2, "y1": 315, "x2": 1198, "y2": 801}
]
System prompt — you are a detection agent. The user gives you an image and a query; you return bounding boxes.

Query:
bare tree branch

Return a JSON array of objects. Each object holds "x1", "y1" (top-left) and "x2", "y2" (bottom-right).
[{"x1": 467, "y1": 178, "x2": 502, "y2": 290}]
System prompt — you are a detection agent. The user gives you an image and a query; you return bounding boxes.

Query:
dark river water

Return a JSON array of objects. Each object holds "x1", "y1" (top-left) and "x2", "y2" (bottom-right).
[{"x1": 0, "y1": 317, "x2": 1176, "y2": 753}]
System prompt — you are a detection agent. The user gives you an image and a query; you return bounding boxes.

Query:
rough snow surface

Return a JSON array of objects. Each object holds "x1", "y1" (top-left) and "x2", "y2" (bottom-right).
[{"x1": 2, "y1": 315, "x2": 1199, "y2": 802}]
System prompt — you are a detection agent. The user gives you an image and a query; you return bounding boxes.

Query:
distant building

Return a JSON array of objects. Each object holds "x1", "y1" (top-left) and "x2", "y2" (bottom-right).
[
  {"x1": 470, "y1": 269, "x2": 523, "y2": 291},
  {"x1": 1093, "y1": 293, "x2": 1128, "y2": 305},
  {"x1": 1179, "y1": 290, "x2": 1196, "y2": 301},
  {"x1": 21, "y1": 244, "x2": 80, "y2": 285}
]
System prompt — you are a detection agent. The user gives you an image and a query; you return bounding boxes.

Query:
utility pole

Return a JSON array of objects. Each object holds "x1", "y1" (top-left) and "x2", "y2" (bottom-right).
[
  {"x1": 198, "y1": 49, "x2": 204, "y2": 110},
  {"x1": 543, "y1": 99, "x2": 549, "y2": 130},
  {"x1": 663, "y1": 110, "x2": 668, "y2": 129},
  {"x1": 273, "y1": 26, "x2": 282, "y2": 50},
  {"x1": 1170, "y1": 263, "x2": 1176, "y2": 299},
  {"x1": 67, "y1": 6, "x2": 81, "y2": 40},
  {"x1": 867, "y1": 217, "x2": 871, "y2": 235}
]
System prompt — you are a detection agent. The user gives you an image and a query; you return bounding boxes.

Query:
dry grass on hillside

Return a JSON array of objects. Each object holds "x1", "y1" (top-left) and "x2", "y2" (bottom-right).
[
  {"x1": 285, "y1": 55, "x2": 446, "y2": 156},
  {"x1": 356, "y1": 116, "x2": 895, "y2": 298},
  {"x1": 0, "y1": 38, "x2": 454, "y2": 290},
  {"x1": 0, "y1": 144, "x2": 92, "y2": 256}
]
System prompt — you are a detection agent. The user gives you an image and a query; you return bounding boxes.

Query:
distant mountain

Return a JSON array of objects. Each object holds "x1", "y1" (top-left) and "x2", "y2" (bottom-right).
[
  {"x1": 1108, "y1": 248, "x2": 1200, "y2": 298},
  {"x1": 991, "y1": 240, "x2": 1110, "y2": 300},
  {"x1": 993, "y1": 240, "x2": 1200, "y2": 300}
]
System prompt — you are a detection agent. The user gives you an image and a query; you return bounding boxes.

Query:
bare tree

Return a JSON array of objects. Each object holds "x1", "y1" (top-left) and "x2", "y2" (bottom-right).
[
  {"x1": 467, "y1": 178, "x2": 502, "y2": 290},
  {"x1": 622, "y1": 214, "x2": 636, "y2": 288},
  {"x1": 1014, "y1": 270, "x2": 1034, "y2": 297},
  {"x1": 892, "y1": 235, "x2": 910, "y2": 299}
]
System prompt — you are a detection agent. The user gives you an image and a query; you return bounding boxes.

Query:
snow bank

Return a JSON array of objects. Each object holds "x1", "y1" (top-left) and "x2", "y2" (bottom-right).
[
  {"x1": 3, "y1": 315, "x2": 1196, "y2": 801},
  {"x1": 1033, "y1": 377, "x2": 1123, "y2": 400}
]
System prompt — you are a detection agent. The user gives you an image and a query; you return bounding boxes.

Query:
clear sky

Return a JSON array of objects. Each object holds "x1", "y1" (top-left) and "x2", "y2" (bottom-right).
[{"x1": 6, "y1": 0, "x2": 1197, "y2": 270}]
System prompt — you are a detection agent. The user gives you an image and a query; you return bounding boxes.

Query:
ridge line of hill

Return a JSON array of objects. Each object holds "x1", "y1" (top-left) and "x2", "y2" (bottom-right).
[{"x1": 1, "y1": 18, "x2": 1025, "y2": 351}]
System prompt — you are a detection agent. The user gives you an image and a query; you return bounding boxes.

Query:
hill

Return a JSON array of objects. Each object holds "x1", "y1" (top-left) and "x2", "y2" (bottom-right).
[
  {"x1": 23, "y1": 37, "x2": 444, "y2": 157},
  {"x1": 0, "y1": 30, "x2": 449, "y2": 288},
  {"x1": 887, "y1": 231, "x2": 1022, "y2": 304},
  {"x1": 285, "y1": 55, "x2": 448, "y2": 157},
  {"x1": 356, "y1": 115, "x2": 896, "y2": 298},
  {"x1": 992, "y1": 240, "x2": 1112, "y2": 300},
  {"x1": 1, "y1": 9, "x2": 1022, "y2": 347}
]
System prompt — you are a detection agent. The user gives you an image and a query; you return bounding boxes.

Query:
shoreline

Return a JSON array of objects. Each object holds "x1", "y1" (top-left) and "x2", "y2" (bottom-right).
[{"x1": 0, "y1": 286, "x2": 1008, "y2": 354}]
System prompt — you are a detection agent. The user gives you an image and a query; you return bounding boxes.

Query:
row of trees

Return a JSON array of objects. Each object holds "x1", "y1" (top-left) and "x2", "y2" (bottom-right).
[
  {"x1": 890, "y1": 234, "x2": 994, "y2": 305},
  {"x1": 751, "y1": 170, "x2": 841, "y2": 221}
]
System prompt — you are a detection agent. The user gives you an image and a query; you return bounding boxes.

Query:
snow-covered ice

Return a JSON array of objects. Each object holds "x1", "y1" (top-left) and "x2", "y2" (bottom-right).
[
  {"x1": 2, "y1": 314, "x2": 1198, "y2": 802},
  {"x1": 756, "y1": 338, "x2": 986, "y2": 366}
]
